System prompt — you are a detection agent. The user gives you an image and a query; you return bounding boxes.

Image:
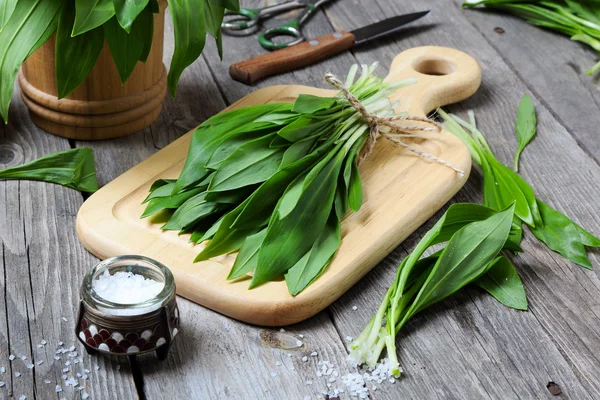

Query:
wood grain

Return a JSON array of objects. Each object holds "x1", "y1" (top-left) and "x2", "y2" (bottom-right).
[
  {"x1": 18, "y1": 1, "x2": 167, "y2": 141},
  {"x1": 2, "y1": 0, "x2": 600, "y2": 398},
  {"x1": 0, "y1": 87, "x2": 138, "y2": 400},
  {"x1": 76, "y1": 46, "x2": 480, "y2": 327},
  {"x1": 229, "y1": 30, "x2": 355, "y2": 84}
]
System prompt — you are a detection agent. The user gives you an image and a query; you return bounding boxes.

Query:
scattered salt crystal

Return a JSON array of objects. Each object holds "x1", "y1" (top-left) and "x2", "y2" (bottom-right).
[
  {"x1": 279, "y1": 328, "x2": 285, "y2": 333},
  {"x1": 93, "y1": 270, "x2": 165, "y2": 304},
  {"x1": 295, "y1": 340, "x2": 302, "y2": 347},
  {"x1": 68, "y1": 346, "x2": 75, "y2": 352},
  {"x1": 270, "y1": 372, "x2": 277, "y2": 377},
  {"x1": 77, "y1": 386, "x2": 85, "y2": 391},
  {"x1": 345, "y1": 336, "x2": 352, "y2": 342},
  {"x1": 389, "y1": 377, "x2": 396, "y2": 384},
  {"x1": 54, "y1": 356, "x2": 60, "y2": 361},
  {"x1": 65, "y1": 361, "x2": 71, "y2": 366},
  {"x1": 352, "y1": 306, "x2": 358, "y2": 311},
  {"x1": 15, "y1": 372, "x2": 21, "y2": 377},
  {"x1": 287, "y1": 354, "x2": 292, "y2": 358},
  {"x1": 62, "y1": 368, "x2": 69, "y2": 373},
  {"x1": 76, "y1": 372, "x2": 82, "y2": 378},
  {"x1": 61, "y1": 317, "x2": 68, "y2": 322},
  {"x1": 58, "y1": 342, "x2": 64, "y2": 346},
  {"x1": 305, "y1": 380, "x2": 312, "y2": 385},
  {"x1": 329, "y1": 377, "x2": 337, "y2": 383},
  {"x1": 0, "y1": 367, "x2": 4, "y2": 373},
  {"x1": 304, "y1": 396, "x2": 311, "y2": 400},
  {"x1": 61, "y1": 375, "x2": 67, "y2": 380},
  {"x1": 41, "y1": 340, "x2": 47, "y2": 345},
  {"x1": 20, "y1": 356, "x2": 26, "y2": 361},
  {"x1": 37, "y1": 345, "x2": 43, "y2": 348},
  {"x1": 84, "y1": 369, "x2": 90, "y2": 374},
  {"x1": 82, "y1": 374, "x2": 88, "y2": 380},
  {"x1": 8, "y1": 355, "x2": 14, "y2": 361},
  {"x1": 94, "y1": 365, "x2": 100, "y2": 371},
  {"x1": 301, "y1": 356, "x2": 308, "y2": 362},
  {"x1": 26, "y1": 364, "x2": 34, "y2": 369},
  {"x1": 36, "y1": 361, "x2": 43, "y2": 365},
  {"x1": 66, "y1": 378, "x2": 78, "y2": 387},
  {"x1": 44, "y1": 379, "x2": 51, "y2": 384},
  {"x1": 0, "y1": 382, "x2": 4, "y2": 387},
  {"x1": 275, "y1": 361, "x2": 282, "y2": 366},
  {"x1": 310, "y1": 352, "x2": 317, "y2": 357},
  {"x1": 298, "y1": 334, "x2": 304, "y2": 338},
  {"x1": 82, "y1": 393, "x2": 90, "y2": 400},
  {"x1": 55, "y1": 385, "x2": 62, "y2": 392},
  {"x1": 19, "y1": 395, "x2": 26, "y2": 400},
  {"x1": 73, "y1": 359, "x2": 80, "y2": 364}
]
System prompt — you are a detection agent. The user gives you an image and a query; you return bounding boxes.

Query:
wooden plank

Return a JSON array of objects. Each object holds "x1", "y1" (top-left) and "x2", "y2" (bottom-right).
[
  {"x1": 0, "y1": 89, "x2": 138, "y2": 399},
  {"x1": 321, "y1": 0, "x2": 600, "y2": 398},
  {"x1": 74, "y1": 12, "x2": 355, "y2": 399},
  {"x1": 455, "y1": 1, "x2": 600, "y2": 164}
]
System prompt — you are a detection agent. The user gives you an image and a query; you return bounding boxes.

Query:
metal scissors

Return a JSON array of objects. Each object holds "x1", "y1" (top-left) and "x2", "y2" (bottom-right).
[{"x1": 221, "y1": 0, "x2": 333, "y2": 51}]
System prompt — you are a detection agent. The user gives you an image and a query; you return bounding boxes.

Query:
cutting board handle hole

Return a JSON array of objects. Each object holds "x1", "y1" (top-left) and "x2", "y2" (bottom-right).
[{"x1": 412, "y1": 58, "x2": 455, "y2": 76}]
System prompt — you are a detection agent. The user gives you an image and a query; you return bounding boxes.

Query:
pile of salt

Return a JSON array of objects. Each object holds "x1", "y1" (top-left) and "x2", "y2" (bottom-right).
[{"x1": 92, "y1": 270, "x2": 164, "y2": 304}]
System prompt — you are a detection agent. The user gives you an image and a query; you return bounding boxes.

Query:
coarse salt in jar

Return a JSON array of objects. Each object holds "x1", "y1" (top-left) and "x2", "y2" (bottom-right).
[{"x1": 76, "y1": 255, "x2": 179, "y2": 360}]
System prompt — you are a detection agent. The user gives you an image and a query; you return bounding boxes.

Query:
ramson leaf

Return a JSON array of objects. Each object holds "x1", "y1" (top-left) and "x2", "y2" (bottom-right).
[
  {"x1": 0, "y1": 0, "x2": 17, "y2": 31},
  {"x1": 56, "y1": 1, "x2": 104, "y2": 99},
  {"x1": 476, "y1": 256, "x2": 528, "y2": 310},
  {"x1": 0, "y1": 148, "x2": 99, "y2": 192},
  {"x1": 73, "y1": 0, "x2": 115, "y2": 36},
  {"x1": 113, "y1": 0, "x2": 149, "y2": 32},
  {"x1": 168, "y1": 0, "x2": 206, "y2": 97},
  {"x1": 0, "y1": 0, "x2": 62, "y2": 123},
  {"x1": 513, "y1": 94, "x2": 536, "y2": 171}
]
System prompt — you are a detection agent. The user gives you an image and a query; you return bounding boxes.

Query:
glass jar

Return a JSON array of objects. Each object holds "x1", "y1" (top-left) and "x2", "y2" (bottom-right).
[{"x1": 76, "y1": 255, "x2": 179, "y2": 360}]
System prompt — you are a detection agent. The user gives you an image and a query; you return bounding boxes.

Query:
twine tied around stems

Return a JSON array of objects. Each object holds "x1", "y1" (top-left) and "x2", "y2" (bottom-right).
[{"x1": 324, "y1": 73, "x2": 465, "y2": 177}]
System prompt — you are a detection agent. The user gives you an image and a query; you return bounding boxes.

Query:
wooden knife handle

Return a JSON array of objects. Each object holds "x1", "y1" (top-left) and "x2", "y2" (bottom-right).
[{"x1": 229, "y1": 31, "x2": 356, "y2": 84}]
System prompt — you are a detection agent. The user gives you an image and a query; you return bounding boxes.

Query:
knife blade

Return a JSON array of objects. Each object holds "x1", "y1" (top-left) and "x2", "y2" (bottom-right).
[{"x1": 229, "y1": 11, "x2": 430, "y2": 84}]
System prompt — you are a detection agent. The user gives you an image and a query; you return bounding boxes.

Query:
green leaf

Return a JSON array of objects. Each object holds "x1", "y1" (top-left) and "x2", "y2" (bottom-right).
[
  {"x1": 513, "y1": 94, "x2": 536, "y2": 171},
  {"x1": 26, "y1": 8, "x2": 59, "y2": 59},
  {"x1": 73, "y1": 0, "x2": 115, "y2": 36},
  {"x1": 0, "y1": 0, "x2": 62, "y2": 123},
  {"x1": 409, "y1": 203, "x2": 515, "y2": 313},
  {"x1": 0, "y1": 148, "x2": 99, "y2": 192},
  {"x1": 162, "y1": 192, "x2": 223, "y2": 231},
  {"x1": 530, "y1": 200, "x2": 600, "y2": 269},
  {"x1": 217, "y1": 0, "x2": 239, "y2": 11},
  {"x1": 227, "y1": 229, "x2": 266, "y2": 280},
  {"x1": 141, "y1": 186, "x2": 204, "y2": 218},
  {"x1": 0, "y1": 0, "x2": 17, "y2": 31},
  {"x1": 251, "y1": 148, "x2": 345, "y2": 288},
  {"x1": 168, "y1": 0, "x2": 206, "y2": 97},
  {"x1": 208, "y1": 134, "x2": 285, "y2": 193},
  {"x1": 285, "y1": 212, "x2": 341, "y2": 295},
  {"x1": 137, "y1": 9, "x2": 154, "y2": 62},
  {"x1": 104, "y1": 11, "x2": 152, "y2": 84},
  {"x1": 203, "y1": 0, "x2": 224, "y2": 58},
  {"x1": 56, "y1": 1, "x2": 104, "y2": 99},
  {"x1": 173, "y1": 104, "x2": 287, "y2": 194},
  {"x1": 112, "y1": 0, "x2": 149, "y2": 32},
  {"x1": 292, "y1": 94, "x2": 337, "y2": 114},
  {"x1": 476, "y1": 256, "x2": 528, "y2": 310},
  {"x1": 348, "y1": 159, "x2": 362, "y2": 212}
]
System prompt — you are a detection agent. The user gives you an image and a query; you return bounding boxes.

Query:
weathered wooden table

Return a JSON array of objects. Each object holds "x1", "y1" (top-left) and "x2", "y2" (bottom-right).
[{"x1": 2, "y1": 1, "x2": 600, "y2": 399}]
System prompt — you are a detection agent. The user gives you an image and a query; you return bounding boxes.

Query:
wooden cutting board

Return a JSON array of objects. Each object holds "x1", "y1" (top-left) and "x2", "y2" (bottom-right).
[{"x1": 76, "y1": 46, "x2": 481, "y2": 326}]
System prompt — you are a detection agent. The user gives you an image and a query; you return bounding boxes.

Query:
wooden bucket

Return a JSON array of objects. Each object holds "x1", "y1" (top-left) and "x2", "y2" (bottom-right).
[{"x1": 18, "y1": 4, "x2": 167, "y2": 141}]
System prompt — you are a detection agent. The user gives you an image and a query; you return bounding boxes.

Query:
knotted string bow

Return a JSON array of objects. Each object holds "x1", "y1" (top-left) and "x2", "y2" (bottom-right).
[{"x1": 324, "y1": 73, "x2": 464, "y2": 177}]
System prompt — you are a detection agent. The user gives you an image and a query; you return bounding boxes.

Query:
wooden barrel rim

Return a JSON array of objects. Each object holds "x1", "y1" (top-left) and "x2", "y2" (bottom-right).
[
  {"x1": 28, "y1": 102, "x2": 164, "y2": 141},
  {"x1": 20, "y1": 80, "x2": 167, "y2": 128},
  {"x1": 18, "y1": 66, "x2": 167, "y2": 116}
]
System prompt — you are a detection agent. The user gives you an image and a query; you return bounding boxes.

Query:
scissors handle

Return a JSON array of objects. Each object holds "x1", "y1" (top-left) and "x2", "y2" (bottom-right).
[{"x1": 222, "y1": 1, "x2": 306, "y2": 32}]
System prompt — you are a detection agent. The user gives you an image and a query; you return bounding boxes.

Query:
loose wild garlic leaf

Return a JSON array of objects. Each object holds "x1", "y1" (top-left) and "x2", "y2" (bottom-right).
[
  {"x1": 0, "y1": 148, "x2": 99, "y2": 193},
  {"x1": 513, "y1": 94, "x2": 536, "y2": 171},
  {"x1": 0, "y1": 0, "x2": 17, "y2": 31},
  {"x1": 73, "y1": 0, "x2": 115, "y2": 36},
  {"x1": 440, "y1": 104, "x2": 600, "y2": 269},
  {"x1": 475, "y1": 256, "x2": 528, "y2": 310}
]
